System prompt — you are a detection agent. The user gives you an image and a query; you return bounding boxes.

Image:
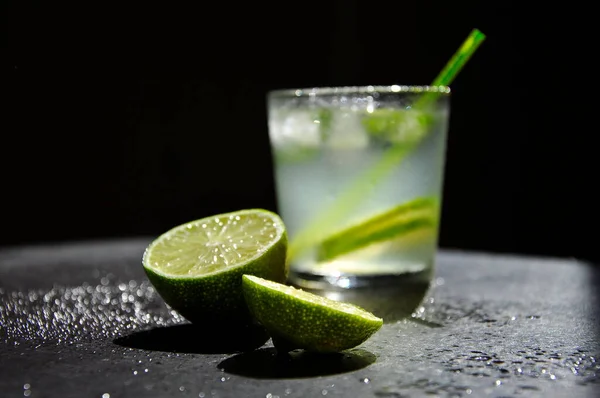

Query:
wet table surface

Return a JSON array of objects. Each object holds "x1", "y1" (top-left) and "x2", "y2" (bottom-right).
[{"x1": 1, "y1": 238, "x2": 599, "y2": 398}]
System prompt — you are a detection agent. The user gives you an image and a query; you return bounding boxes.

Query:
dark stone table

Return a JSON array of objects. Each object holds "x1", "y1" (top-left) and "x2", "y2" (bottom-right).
[{"x1": 1, "y1": 239, "x2": 598, "y2": 397}]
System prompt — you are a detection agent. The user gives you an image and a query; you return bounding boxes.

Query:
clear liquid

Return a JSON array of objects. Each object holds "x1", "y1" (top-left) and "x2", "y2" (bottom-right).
[{"x1": 269, "y1": 102, "x2": 448, "y2": 300}]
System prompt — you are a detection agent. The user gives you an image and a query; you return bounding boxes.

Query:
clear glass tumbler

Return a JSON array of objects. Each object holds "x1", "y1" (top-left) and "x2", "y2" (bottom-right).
[{"x1": 267, "y1": 86, "x2": 450, "y2": 319}]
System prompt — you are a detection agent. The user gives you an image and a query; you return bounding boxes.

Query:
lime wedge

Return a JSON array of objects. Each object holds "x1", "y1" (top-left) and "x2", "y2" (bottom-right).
[
  {"x1": 317, "y1": 197, "x2": 439, "y2": 262},
  {"x1": 242, "y1": 274, "x2": 383, "y2": 353},
  {"x1": 142, "y1": 209, "x2": 287, "y2": 326}
]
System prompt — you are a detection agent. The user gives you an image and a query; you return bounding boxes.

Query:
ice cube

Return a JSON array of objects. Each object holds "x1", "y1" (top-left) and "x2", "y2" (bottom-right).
[
  {"x1": 326, "y1": 110, "x2": 368, "y2": 150},
  {"x1": 390, "y1": 110, "x2": 428, "y2": 144},
  {"x1": 268, "y1": 109, "x2": 322, "y2": 149}
]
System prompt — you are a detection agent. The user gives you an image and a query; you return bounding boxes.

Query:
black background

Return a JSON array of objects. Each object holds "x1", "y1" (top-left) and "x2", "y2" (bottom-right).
[{"x1": 2, "y1": 1, "x2": 596, "y2": 262}]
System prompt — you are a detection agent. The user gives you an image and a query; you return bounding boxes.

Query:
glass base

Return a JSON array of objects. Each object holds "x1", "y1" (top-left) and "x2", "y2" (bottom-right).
[{"x1": 287, "y1": 269, "x2": 433, "y2": 323}]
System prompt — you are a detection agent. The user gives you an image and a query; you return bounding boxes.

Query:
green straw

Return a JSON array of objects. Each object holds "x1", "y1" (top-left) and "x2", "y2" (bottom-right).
[
  {"x1": 287, "y1": 28, "x2": 486, "y2": 262},
  {"x1": 417, "y1": 28, "x2": 487, "y2": 109},
  {"x1": 432, "y1": 29, "x2": 486, "y2": 86}
]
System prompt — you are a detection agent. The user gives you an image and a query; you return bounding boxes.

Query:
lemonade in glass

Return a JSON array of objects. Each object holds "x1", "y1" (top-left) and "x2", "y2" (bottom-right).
[{"x1": 267, "y1": 86, "x2": 450, "y2": 298}]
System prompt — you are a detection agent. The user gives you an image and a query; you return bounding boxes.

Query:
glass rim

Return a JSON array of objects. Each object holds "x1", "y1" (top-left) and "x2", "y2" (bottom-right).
[{"x1": 268, "y1": 85, "x2": 451, "y2": 98}]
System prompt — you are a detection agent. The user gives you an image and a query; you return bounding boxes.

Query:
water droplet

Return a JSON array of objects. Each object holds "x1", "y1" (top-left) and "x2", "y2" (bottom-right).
[
  {"x1": 321, "y1": 390, "x2": 328, "y2": 395},
  {"x1": 24, "y1": 392, "x2": 31, "y2": 397},
  {"x1": 495, "y1": 380, "x2": 502, "y2": 386},
  {"x1": 466, "y1": 389, "x2": 472, "y2": 395},
  {"x1": 102, "y1": 394, "x2": 110, "y2": 398},
  {"x1": 199, "y1": 393, "x2": 205, "y2": 398},
  {"x1": 361, "y1": 378, "x2": 371, "y2": 384},
  {"x1": 284, "y1": 388, "x2": 292, "y2": 395},
  {"x1": 23, "y1": 384, "x2": 31, "y2": 390},
  {"x1": 133, "y1": 371, "x2": 138, "y2": 375},
  {"x1": 179, "y1": 386, "x2": 185, "y2": 392}
]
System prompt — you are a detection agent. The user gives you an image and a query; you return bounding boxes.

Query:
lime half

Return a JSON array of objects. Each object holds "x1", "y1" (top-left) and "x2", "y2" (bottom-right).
[
  {"x1": 142, "y1": 209, "x2": 287, "y2": 326},
  {"x1": 242, "y1": 274, "x2": 383, "y2": 353}
]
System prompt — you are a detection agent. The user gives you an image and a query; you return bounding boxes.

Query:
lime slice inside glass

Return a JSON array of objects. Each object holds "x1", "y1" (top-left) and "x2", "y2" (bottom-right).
[
  {"x1": 316, "y1": 197, "x2": 439, "y2": 262},
  {"x1": 242, "y1": 274, "x2": 383, "y2": 354},
  {"x1": 142, "y1": 209, "x2": 287, "y2": 326}
]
